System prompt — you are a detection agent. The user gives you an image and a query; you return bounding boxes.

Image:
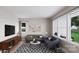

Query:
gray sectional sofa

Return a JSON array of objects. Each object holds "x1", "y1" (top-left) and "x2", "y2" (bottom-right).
[
  {"x1": 44, "y1": 36, "x2": 61, "y2": 49},
  {"x1": 25, "y1": 34, "x2": 43, "y2": 42}
]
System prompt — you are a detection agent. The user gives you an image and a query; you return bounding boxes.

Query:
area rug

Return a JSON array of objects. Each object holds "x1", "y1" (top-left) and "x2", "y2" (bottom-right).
[{"x1": 15, "y1": 43, "x2": 54, "y2": 53}]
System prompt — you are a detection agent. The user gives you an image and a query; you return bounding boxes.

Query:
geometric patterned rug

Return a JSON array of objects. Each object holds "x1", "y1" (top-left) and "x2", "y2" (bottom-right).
[
  {"x1": 15, "y1": 43, "x2": 54, "y2": 53},
  {"x1": 15, "y1": 43, "x2": 64, "y2": 53}
]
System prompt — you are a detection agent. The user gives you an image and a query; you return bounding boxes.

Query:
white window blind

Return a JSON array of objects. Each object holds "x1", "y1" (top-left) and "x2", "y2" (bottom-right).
[
  {"x1": 52, "y1": 14, "x2": 68, "y2": 39},
  {"x1": 52, "y1": 18, "x2": 58, "y2": 35},
  {"x1": 58, "y1": 15, "x2": 67, "y2": 37}
]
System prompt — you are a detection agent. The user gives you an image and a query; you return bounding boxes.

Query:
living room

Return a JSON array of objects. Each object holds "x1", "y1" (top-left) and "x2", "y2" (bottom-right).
[{"x1": 0, "y1": 6, "x2": 79, "y2": 53}]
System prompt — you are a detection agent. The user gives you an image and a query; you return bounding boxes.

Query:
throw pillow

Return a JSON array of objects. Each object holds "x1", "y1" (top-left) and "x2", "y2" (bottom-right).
[{"x1": 50, "y1": 36, "x2": 56, "y2": 41}]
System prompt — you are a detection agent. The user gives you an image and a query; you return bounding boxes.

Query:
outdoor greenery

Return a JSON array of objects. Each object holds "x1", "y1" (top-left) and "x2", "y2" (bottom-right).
[
  {"x1": 22, "y1": 28, "x2": 26, "y2": 32},
  {"x1": 71, "y1": 16, "x2": 79, "y2": 26},
  {"x1": 71, "y1": 30, "x2": 79, "y2": 43},
  {"x1": 71, "y1": 16, "x2": 79, "y2": 43}
]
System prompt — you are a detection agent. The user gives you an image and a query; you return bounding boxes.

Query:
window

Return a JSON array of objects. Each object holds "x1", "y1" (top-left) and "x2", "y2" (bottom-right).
[
  {"x1": 58, "y1": 15, "x2": 67, "y2": 38},
  {"x1": 22, "y1": 23, "x2": 26, "y2": 27},
  {"x1": 52, "y1": 15, "x2": 68, "y2": 39},
  {"x1": 52, "y1": 19, "x2": 58, "y2": 35},
  {"x1": 70, "y1": 9, "x2": 79, "y2": 43},
  {"x1": 52, "y1": 8, "x2": 79, "y2": 44}
]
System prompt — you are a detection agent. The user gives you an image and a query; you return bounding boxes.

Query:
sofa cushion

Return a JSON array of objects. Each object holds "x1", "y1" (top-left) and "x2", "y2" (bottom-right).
[
  {"x1": 50, "y1": 36, "x2": 56, "y2": 41},
  {"x1": 25, "y1": 34, "x2": 44, "y2": 42}
]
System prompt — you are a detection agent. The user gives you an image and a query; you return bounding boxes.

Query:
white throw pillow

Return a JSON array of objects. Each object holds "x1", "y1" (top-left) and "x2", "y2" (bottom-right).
[{"x1": 48, "y1": 37, "x2": 51, "y2": 40}]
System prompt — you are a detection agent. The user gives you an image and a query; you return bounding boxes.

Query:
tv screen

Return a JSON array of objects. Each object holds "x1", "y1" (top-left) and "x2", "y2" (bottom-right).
[{"x1": 5, "y1": 25, "x2": 15, "y2": 36}]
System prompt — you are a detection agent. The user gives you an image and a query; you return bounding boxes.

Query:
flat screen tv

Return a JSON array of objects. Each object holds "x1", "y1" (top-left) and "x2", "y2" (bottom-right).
[{"x1": 5, "y1": 25, "x2": 15, "y2": 36}]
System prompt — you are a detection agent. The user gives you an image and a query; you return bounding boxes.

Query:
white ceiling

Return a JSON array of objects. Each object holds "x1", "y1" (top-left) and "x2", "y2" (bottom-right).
[{"x1": 1, "y1": 6, "x2": 65, "y2": 18}]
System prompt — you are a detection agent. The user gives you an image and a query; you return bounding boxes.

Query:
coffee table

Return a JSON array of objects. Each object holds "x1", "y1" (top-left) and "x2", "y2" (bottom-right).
[{"x1": 30, "y1": 41, "x2": 40, "y2": 45}]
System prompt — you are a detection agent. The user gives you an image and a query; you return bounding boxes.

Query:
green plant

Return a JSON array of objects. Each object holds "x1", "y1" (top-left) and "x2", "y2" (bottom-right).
[
  {"x1": 71, "y1": 29, "x2": 79, "y2": 43},
  {"x1": 71, "y1": 16, "x2": 79, "y2": 43},
  {"x1": 22, "y1": 28, "x2": 26, "y2": 32}
]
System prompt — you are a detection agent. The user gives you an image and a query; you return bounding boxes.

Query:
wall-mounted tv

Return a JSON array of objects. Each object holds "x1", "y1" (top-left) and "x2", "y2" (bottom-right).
[{"x1": 5, "y1": 24, "x2": 15, "y2": 36}]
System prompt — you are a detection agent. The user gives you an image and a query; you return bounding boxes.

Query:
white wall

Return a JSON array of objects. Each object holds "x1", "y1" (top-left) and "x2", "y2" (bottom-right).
[
  {"x1": 0, "y1": 8, "x2": 19, "y2": 42},
  {"x1": 19, "y1": 18, "x2": 50, "y2": 36}
]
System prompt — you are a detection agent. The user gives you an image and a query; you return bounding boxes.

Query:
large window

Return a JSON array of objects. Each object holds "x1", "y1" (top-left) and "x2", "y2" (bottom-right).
[
  {"x1": 52, "y1": 15, "x2": 68, "y2": 39},
  {"x1": 71, "y1": 16, "x2": 79, "y2": 43},
  {"x1": 58, "y1": 15, "x2": 67, "y2": 38},
  {"x1": 52, "y1": 8, "x2": 79, "y2": 43},
  {"x1": 52, "y1": 19, "x2": 58, "y2": 35},
  {"x1": 70, "y1": 9, "x2": 79, "y2": 43}
]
